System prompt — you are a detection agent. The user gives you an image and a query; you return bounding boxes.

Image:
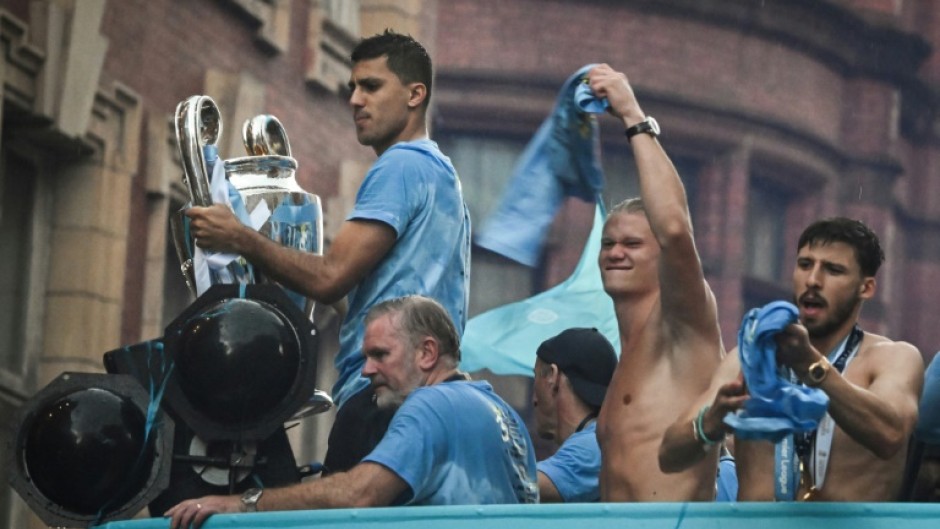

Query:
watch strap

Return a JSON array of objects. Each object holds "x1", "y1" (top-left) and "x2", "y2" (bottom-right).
[{"x1": 625, "y1": 117, "x2": 659, "y2": 138}]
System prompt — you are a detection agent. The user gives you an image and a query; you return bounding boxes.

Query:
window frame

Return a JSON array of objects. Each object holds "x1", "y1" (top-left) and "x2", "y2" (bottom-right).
[{"x1": 0, "y1": 144, "x2": 50, "y2": 398}]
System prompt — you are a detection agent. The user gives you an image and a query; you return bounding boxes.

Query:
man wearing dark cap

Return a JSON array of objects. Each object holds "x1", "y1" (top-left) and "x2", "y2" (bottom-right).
[{"x1": 533, "y1": 328, "x2": 618, "y2": 502}]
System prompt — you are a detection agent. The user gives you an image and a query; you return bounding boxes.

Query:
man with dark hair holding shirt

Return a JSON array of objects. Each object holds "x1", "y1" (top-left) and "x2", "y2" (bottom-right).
[{"x1": 660, "y1": 218, "x2": 924, "y2": 501}]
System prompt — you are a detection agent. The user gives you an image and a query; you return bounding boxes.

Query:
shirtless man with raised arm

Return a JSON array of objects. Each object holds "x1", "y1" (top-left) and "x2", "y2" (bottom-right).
[
  {"x1": 587, "y1": 64, "x2": 724, "y2": 502},
  {"x1": 660, "y1": 217, "x2": 924, "y2": 501}
]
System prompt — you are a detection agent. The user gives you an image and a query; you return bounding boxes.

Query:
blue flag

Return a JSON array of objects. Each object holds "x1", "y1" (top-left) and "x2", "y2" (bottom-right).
[
  {"x1": 461, "y1": 203, "x2": 620, "y2": 375},
  {"x1": 475, "y1": 65, "x2": 606, "y2": 266}
]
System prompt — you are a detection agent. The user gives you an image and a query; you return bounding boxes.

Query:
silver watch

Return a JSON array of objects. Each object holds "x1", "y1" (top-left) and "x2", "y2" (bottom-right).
[{"x1": 241, "y1": 487, "x2": 263, "y2": 512}]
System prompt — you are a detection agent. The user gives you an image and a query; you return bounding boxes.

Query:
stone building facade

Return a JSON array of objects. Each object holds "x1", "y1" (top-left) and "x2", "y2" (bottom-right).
[{"x1": 0, "y1": 1, "x2": 433, "y2": 526}]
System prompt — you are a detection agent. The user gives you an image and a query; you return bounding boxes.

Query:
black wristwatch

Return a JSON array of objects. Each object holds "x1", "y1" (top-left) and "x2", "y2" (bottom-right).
[
  {"x1": 625, "y1": 116, "x2": 660, "y2": 139},
  {"x1": 241, "y1": 487, "x2": 263, "y2": 512}
]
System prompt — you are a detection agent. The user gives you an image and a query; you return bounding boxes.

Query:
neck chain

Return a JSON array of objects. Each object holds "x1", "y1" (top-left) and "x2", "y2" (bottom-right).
[{"x1": 575, "y1": 411, "x2": 598, "y2": 433}]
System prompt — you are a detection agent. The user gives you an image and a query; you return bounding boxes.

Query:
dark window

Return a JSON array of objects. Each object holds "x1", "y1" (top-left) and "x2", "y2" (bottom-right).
[
  {"x1": 744, "y1": 177, "x2": 791, "y2": 309},
  {"x1": 0, "y1": 151, "x2": 35, "y2": 377}
]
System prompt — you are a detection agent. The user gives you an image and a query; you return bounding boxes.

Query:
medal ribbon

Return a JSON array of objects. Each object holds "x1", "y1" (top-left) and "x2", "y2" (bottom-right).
[{"x1": 774, "y1": 325, "x2": 863, "y2": 500}]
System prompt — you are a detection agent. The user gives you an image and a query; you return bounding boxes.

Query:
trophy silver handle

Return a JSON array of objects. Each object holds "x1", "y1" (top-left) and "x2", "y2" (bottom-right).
[
  {"x1": 175, "y1": 95, "x2": 222, "y2": 207},
  {"x1": 242, "y1": 115, "x2": 292, "y2": 157},
  {"x1": 169, "y1": 209, "x2": 197, "y2": 297}
]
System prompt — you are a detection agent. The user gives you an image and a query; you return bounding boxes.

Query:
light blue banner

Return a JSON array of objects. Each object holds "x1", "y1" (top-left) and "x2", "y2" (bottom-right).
[{"x1": 461, "y1": 203, "x2": 619, "y2": 375}]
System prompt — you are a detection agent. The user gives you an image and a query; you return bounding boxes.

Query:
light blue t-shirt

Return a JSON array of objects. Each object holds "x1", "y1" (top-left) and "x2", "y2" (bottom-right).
[
  {"x1": 333, "y1": 139, "x2": 471, "y2": 407},
  {"x1": 363, "y1": 380, "x2": 539, "y2": 505},
  {"x1": 536, "y1": 421, "x2": 600, "y2": 502}
]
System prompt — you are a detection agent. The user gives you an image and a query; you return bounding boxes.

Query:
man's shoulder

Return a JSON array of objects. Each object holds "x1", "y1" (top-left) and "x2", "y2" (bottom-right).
[
  {"x1": 854, "y1": 332, "x2": 924, "y2": 390},
  {"x1": 380, "y1": 140, "x2": 447, "y2": 166},
  {"x1": 618, "y1": 302, "x2": 722, "y2": 366},
  {"x1": 367, "y1": 141, "x2": 455, "y2": 191},
  {"x1": 861, "y1": 332, "x2": 922, "y2": 363},
  {"x1": 397, "y1": 382, "x2": 505, "y2": 435},
  {"x1": 664, "y1": 278, "x2": 722, "y2": 338},
  {"x1": 415, "y1": 380, "x2": 490, "y2": 398},
  {"x1": 407, "y1": 380, "x2": 490, "y2": 406}
]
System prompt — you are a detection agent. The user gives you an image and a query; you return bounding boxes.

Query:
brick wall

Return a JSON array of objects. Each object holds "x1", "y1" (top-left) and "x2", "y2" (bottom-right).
[{"x1": 434, "y1": 0, "x2": 940, "y2": 355}]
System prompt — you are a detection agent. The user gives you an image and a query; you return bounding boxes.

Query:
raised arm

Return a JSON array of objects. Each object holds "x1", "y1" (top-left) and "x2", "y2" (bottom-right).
[
  {"x1": 165, "y1": 462, "x2": 408, "y2": 529},
  {"x1": 776, "y1": 325, "x2": 924, "y2": 459},
  {"x1": 659, "y1": 350, "x2": 748, "y2": 473},
  {"x1": 187, "y1": 205, "x2": 397, "y2": 304},
  {"x1": 587, "y1": 64, "x2": 716, "y2": 338}
]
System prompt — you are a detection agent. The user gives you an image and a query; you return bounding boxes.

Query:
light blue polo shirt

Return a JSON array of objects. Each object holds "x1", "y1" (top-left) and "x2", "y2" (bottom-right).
[{"x1": 332, "y1": 139, "x2": 471, "y2": 408}]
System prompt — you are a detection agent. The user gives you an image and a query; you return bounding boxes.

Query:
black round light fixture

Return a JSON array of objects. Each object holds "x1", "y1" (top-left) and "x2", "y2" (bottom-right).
[
  {"x1": 162, "y1": 284, "x2": 318, "y2": 441},
  {"x1": 174, "y1": 297, "x2": 301, "y2": 424},
  {"x1": 11, "y1": 285, "x2": 323, "y2": 526},
  {"x1": 8, "y1": 372, "x2": 173, "y2": 527}
]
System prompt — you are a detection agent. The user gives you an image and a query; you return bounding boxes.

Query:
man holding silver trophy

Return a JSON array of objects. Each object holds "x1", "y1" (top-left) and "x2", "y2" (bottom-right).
[{"x1": 184, "y1": 30, "x2": 471, "y2": 476}]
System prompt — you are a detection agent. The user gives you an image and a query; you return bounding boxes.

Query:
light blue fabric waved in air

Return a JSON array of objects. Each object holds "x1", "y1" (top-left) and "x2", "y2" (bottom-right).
[
  {"x1": 724, "y1": 301, "x2": 829, "y2": 442},
  {"x1": 475, "y1": 64, "x2": 606, "y2": 267}
]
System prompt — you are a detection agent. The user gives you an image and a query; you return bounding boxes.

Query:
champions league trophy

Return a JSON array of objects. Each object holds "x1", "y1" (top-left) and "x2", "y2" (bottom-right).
[{"x1": 170, "y1": 95, "x2": 323, "y2": 320}]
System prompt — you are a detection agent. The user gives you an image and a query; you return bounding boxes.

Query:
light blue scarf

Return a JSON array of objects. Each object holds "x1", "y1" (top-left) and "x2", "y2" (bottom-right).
[{"x1": 724, "y1": 301, "x2": 829, "y2": 441}]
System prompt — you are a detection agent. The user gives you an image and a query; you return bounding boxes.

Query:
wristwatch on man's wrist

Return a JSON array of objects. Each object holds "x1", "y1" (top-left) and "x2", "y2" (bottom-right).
[
  {"x1": 804, "y1": 357, "x2": 831, "y2": 386},
  {"x1": 625, "y1": 116, "x2": 660, "y2": 139},
  {"x1": 241, "y1": 488, "x2": 263, "y2": 512}
]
